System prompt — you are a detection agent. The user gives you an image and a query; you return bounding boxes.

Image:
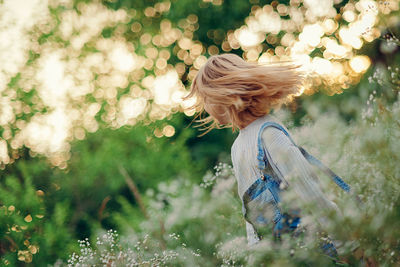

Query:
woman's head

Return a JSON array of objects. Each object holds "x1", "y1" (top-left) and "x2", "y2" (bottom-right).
[{"x1": 184, "y1": 53, "x2": 304, "y2": 134}]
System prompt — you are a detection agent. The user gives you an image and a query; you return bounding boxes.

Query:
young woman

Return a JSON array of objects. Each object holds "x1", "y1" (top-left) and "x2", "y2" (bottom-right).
[{"x1": 184, "y1": 53, "x2": 353, "y2": 263}]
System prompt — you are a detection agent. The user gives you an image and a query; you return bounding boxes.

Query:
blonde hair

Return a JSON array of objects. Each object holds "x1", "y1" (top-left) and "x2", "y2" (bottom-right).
[{"x1": 184, "y1": 53, "x2": 304, "y2": 135}]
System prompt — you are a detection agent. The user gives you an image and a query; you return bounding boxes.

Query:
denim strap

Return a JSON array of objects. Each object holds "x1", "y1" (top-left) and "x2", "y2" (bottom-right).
[
  {"x1": 256, "y1": 121, "x2": 351, "y2": 194},
  {"x1": 241, "y1": 174, "x2": 282, "y2": 241}
]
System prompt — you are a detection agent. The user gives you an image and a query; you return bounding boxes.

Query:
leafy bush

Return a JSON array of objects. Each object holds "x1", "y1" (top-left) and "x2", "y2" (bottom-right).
[
  {"x1": 0, "y1": 120, "x2": 204, "y2": 265},
  {"x1": 0, "y1": 171, "x2": 44, "y2": 265}
]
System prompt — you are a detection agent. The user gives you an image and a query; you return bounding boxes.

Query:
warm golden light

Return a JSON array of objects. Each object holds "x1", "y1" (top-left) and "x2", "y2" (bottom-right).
[
  {"x1": 0, "y1": 139, "x2": 10, "y2": 165},
  {"x1": 312, "y1": 57, "x2": 333, "y2": 75},
  {"x1": 152, "y1": 70, "x2": 180, "y2": 105},
  {"x1": 236, "y1": 27, "x2": 262, "y2": 47},
  {"x1": 119, "y1": 96, "x2": 147, "y2": 123},
  {"x1": 0, "y1": 0, "x2": 397, "y2": 165},
  {"x1": 162, "y1": 125, "x2": 175, "y2": 137},
  {"x1": 299, "y1": 24, "x2": 324, "y2": 47},
  {"x1": 349, "y1": 55, "x2": 371, "y2": 73}
]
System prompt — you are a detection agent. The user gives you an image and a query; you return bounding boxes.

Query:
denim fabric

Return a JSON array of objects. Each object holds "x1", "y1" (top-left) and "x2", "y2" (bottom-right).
[
  {"x1": 241, "y1": 121, "x2": 352, "y2": 259},
  {"x1": 242, "y1": 174, "x2": 299, "y2": 240}
]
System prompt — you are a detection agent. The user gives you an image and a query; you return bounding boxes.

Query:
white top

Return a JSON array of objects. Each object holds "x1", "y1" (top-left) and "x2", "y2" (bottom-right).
[{"x1": 231, "y1": 113, "x2": 340, "y2": 246}]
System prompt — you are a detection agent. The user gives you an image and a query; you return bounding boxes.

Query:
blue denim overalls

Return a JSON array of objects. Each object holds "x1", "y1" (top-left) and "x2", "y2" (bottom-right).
[{"x1": 241, "y1": 121, "x2": 352, "y2": 259}]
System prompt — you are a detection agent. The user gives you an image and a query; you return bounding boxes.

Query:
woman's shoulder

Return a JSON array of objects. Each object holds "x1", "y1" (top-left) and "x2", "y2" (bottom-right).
[
  {"x1": 245, "y1": 114, "x2": 289, "y2": 135},
  {"x1": 231, "y1": 113, "x2": 290, "y2": 151},
  {"x1": 259, "y1": 116, "x2": 294, "y2": 144},
  {"x1": 259, "y1": 114, "x2": 292, "y2": 135},
  {"x1": 231, "y1": 134, "x2": 240, "y2": 156}
]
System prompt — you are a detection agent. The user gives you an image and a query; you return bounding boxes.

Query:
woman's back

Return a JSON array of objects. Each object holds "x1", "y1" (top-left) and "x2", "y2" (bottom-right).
[
  {"x1": 231, "y1": 113, "x2": 289, "y2": 199},
  {"x1": 231, "y1": 112, "x2": 342, "y2": 249},
  {"x1": 231, "y1": 113, "x2": 299, "y2": 246}
]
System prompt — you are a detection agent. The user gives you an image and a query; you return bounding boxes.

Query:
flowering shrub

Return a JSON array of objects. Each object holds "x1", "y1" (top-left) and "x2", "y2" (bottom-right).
[
  {"x1": 63, "y1": 230, "x2": 181, "y2": 266},
  {"x1": 62, "y1": 88, "x2": 400, "y2": 266}
]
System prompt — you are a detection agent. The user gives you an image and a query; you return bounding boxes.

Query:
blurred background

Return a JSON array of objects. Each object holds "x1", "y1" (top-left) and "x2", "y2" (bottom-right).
[{"x1": 0, "y1": 0, "x2": 399, "y2": 265}]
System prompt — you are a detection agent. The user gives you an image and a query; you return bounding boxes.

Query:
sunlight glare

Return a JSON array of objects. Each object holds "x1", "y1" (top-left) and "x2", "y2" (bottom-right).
[
  {"x1": 236, "y1": 27, "x2": 262, "y2": 47},
  {"x1": 152, "y1": 70, "x2": 180, "y2": 105},
  {"x1": 0, "y1": 139, "x2": 10, "y2": 164},
  {"x1": 120, "y1": 96, "x2": 147, "y2": 120},
  {"x1": 109, "y1": 44, "x2": 137, "y2": 72},
  {"x1": 36, "y1": 52, "x2": 73, "y2": 107},
  {"x1": 299, "y1": 24, "x2": 324, "y2": 47},
  {"x1": 312, "y1": 57, "x2": 333, "y2": 75},
  {"x1": 349, "y1": 56, "x2": 371, "y2": 73},
  {"x1": 304, "y1": 0, "x2": 335, "y2": 18}
]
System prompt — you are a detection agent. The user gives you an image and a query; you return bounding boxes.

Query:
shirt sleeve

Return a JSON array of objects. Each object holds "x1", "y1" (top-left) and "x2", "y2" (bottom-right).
[
  {"x1": 261, "y1": 127, "x2": 341, "y2": 225},
  {"x1": 245, "y1": 221, "x2": 260, "y2": 246}
]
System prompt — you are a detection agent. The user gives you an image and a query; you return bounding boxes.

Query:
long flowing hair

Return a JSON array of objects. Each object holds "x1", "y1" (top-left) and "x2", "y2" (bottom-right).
[{"x1": 184, "y1": 53, "x2": 305, "y2": 135}]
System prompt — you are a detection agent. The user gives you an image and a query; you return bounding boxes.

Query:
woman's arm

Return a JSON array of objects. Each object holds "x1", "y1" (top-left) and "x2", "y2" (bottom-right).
[{"x1": 261, "y1": 127, "x2": 341, "y2": 224}]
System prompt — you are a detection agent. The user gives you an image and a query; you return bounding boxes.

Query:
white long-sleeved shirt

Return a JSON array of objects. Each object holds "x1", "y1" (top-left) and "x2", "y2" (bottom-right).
[
  {"x1": 261, "y1": 127, "x2": 340, "y2": 214},
  {"x1": 231, "y1": 114, "x2": 339, "y2": 246}
]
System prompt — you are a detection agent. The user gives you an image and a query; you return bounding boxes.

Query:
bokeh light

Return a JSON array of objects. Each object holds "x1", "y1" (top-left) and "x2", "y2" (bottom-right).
[{"x1": 0, "y1": 0, "x2": 398, "y2": 166}]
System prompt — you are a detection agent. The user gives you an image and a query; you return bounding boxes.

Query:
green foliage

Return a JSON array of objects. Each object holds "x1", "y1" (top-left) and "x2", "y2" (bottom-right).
[
  {"x1": 0, "y1": 163, "x2": 48, "y2": 265},
  {"x1": 0, "y1": 118, "x2": 203, "y2": 265}
]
